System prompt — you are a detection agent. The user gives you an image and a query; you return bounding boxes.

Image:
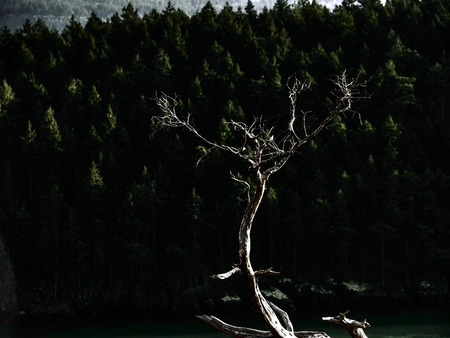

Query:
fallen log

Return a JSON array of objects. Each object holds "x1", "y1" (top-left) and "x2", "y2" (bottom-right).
[{"x1": 197, "y1": 315, "x2": 330, "y2": 338}]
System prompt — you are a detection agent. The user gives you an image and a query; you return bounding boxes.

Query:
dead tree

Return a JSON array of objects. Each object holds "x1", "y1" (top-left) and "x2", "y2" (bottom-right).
[{"x1": 153, "y1": 71, "x2": 370, "y2": 338}]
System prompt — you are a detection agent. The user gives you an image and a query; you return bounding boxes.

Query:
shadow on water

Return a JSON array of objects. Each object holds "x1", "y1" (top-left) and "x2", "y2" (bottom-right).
[
  {"x1": 293, "y1": 310, "x2": 450, "y2": 338},
  {"x1": 0, "y1": 317, "x2": 222, "y2": 338},
  {"x1": 1, "y1": 310, "x2": 449, "y2": 337}
]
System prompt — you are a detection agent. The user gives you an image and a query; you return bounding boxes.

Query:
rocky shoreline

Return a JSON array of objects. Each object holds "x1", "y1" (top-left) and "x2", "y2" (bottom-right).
[{"x1": 2, "y1": 278, "x2": 448, "y2": 323}]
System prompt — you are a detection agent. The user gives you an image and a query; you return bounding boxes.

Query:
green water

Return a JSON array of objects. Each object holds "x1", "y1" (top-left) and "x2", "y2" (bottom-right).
[{"x1": 1, "y1": 312, "x2": 449, "y2": 337}]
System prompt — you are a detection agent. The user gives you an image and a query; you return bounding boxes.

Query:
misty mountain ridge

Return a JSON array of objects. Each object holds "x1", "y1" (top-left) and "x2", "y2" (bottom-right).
[{"x1": 1, "y1": 0, "x2": 342, "y2": 31}]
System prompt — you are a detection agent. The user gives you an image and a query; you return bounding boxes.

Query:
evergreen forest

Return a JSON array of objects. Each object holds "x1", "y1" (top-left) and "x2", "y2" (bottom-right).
[
  {"x1": 0, "y1": 0, "x2": 450, "y2": 320},
  {"x1": 3, "y1": 0, "x2": 277, "y2": 30}
]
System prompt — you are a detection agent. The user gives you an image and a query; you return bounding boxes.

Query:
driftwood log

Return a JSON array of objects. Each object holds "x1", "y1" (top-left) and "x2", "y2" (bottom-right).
[
  {"x1": 323, "y1": 311, "x2": 371, "y2": 338},
  {"x1": 153, "y1": 72, "x2": 369, "y2": 337},
  {"x1": 198, "y1": 310, "x2": 370, "y2": 338},
  {"x1": 197, "y1": 314, "x2": 330, "y2": 337}
]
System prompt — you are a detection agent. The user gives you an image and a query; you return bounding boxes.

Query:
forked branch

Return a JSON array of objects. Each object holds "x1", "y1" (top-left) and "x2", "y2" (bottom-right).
[{"x1": 153, "y1": 72, "x2": 366, "y2": 180}]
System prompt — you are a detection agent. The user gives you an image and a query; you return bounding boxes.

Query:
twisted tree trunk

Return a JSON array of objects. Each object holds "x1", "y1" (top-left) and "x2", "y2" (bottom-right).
[
  {"x1": 202, "y1": 169, "x2": 371, "y2": 338},
  {"x1": 204, "y1": 170, "x2": 328, "y2": 337},
  {"x1": 238, "y1": 173, "x2": 293, "y2": 337}
]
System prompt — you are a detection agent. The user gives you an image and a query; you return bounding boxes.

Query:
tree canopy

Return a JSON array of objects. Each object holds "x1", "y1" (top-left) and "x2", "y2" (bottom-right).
[{"x1": 0, "y1": 0, "x2": 449, "y2": 317}]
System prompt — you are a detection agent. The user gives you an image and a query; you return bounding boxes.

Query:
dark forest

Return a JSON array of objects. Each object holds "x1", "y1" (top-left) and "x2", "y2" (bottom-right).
[{"x1": 0, "y1": 0, "x2": 449, "y2": 320}]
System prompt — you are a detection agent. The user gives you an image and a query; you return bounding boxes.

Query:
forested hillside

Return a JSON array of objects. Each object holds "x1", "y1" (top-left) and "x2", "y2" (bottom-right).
[
  {"x1": 0, "y1": 0, "x2": 449, "y2": 319},
  {"x1": 2, "y1": 0, "x2": 290, "y2": 31}
]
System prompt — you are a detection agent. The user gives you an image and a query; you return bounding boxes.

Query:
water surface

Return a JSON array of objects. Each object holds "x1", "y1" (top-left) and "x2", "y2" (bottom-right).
[{"x1": 1, "y1": 311, "x2": 449, "y2": 337}]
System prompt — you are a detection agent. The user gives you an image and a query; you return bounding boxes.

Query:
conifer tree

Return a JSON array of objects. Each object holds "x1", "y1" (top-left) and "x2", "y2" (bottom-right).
[
  {"x1": 0, "y1": 79, "x2": 15, "y2": 117},
  {"x1": 42, "y1": 106, "x2": 62, "y2": 151}
]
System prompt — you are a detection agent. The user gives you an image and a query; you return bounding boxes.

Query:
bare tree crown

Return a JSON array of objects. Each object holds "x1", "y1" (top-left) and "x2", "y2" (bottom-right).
[{"x1": 153, "y1": 71, "x2": 367, "y2": 182}]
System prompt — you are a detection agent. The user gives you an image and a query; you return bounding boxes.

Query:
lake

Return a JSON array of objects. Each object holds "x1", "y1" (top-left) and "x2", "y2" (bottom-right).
[{"x1": 1, "y1": 311, "x2": 449, "y2": 337}]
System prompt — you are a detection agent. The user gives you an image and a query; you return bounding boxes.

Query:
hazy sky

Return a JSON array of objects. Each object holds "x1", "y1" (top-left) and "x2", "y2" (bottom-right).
[
  {"x1": 250, "y1": 0, "x2": 345, "y2": 9},
  {"x1": 313, "y1": 0, "x2": 386, "y2": 8},
  {"x1": 318, "y1": 0, "x2": 344, "y2": 8}
]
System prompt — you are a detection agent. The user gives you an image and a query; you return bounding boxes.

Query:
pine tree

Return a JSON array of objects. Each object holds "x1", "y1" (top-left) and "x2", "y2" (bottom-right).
[
  {"x1": 42, "y1": 106, "x2": 62, "y2": 151},
  {"x1": 0, "y1": 79, "x2": 15, "y2": 117}
]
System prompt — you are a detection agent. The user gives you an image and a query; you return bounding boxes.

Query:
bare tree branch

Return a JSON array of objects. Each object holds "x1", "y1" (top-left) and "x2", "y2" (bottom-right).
[
  {"x1": 230, "y1": 171, "x2": 252, "y2": 202},
  {"x1": 210, "y1": 266, "x2": 241, "y2": 280},
  {"x1": 286, "y1": 75, "x2": 311, "y2": 142},
  {"x1": 255, "y1": 267, "x2": 280, "y2": 278},
  {"x1": 322, "y1": 311, "x2": 371, "y2": 338},
  {"x1": 268, "y1": 301, "x2": 294, "y2": 332}
]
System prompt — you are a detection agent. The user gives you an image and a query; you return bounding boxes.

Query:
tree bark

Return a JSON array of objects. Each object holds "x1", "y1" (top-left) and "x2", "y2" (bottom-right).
[
  {"x1": 322, "y1": 311, "x2": 370, "y2": 338},
  {"x1": 237, "y1": 172, "x2": 298, "y2": 337}
]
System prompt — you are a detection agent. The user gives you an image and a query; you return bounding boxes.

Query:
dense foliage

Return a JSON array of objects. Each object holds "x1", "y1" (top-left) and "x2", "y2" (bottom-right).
[{"x1": 0, "y1": 0, "x2": 449, "y2": 317}]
